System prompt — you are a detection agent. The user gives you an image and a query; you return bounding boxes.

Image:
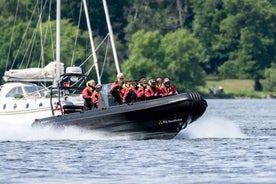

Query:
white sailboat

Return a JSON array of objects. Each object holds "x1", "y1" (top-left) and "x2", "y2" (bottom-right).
[
  {"x1": 0, "y1": 0, "x2": 116, "y2": 124},
  {"x1": 0, "y1": 1, "x2": 62, "y2": 124}
]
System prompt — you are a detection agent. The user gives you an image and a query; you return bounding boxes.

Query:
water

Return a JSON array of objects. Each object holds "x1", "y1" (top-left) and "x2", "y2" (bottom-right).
[{"x1": 0, "y1": 99, "x2": 275, "y2": 183}]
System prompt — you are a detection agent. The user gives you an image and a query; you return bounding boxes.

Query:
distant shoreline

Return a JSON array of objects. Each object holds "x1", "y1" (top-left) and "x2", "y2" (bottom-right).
[{"x1": 202, "y1": 93, "x2": 276, "y2": 99}]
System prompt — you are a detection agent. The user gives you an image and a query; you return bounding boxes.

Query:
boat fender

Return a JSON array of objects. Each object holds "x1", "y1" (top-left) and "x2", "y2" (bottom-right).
[
  {"x1": 53, "y1": 103, "x2": 62, "y2": 116},
  {"x1": 54, "y1": 104, "x2": 60, "y2": 110}
]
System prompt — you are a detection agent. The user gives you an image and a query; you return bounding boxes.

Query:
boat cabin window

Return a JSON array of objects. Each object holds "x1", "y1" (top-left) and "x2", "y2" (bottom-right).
[
  {"x1": 24, "y1": 86, "x2": 45, "y2": 97},
  {"x1": 6, "y1": 87, "x2": 23, "y2": 97}
]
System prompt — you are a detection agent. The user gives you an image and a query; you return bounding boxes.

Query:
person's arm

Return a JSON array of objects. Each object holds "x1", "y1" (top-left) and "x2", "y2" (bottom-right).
[
  {"x1": 171, "y1": 85, "x2": 178, "y2": 95},
  {"x1": 161, "y1": 86, "x2": 168, "y2": 96},
  {"x1": 91, "y1": 93, "x2": 98, "y2": 104},
  {"x1": 136, "y1": 87, "x2": 144, "y2": 99},
  {"x1": 110, "y1": 82, "x2": 118, "y2": 92},
  {"x1": 145, "y1": 87, "x2": 154, "y2": 98}
]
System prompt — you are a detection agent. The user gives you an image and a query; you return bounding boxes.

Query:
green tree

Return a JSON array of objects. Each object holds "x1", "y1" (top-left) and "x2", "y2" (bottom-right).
[
  {"x1": 192, "y1": 0, "x2": 276, "y2": 80},
  {"x1": 159, "y1": 29, "x2": 206, "y2": 90},
  {"x1": 217, "y1": 0, "x2": 276, "y2": 79},
  {"x1": 263, "y1": 63, "x2": 276, "y2": 92},
  {"x1": 191, "y1": 0, "x2": 226, "y2": 74},
  {"x1": 122, "y1": 30, "x2": 162, "y2": 79},
  {"x1": 125, "y1": 0, "x2": 193, "y2": 41},
  {"x1": 123, "y1": 29, "x2": 205, "y2": 91}
]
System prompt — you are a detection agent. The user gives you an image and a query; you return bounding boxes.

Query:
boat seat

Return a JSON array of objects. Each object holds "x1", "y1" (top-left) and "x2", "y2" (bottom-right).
[{"x1": 62, "y1": 104, "x2": 83, "y2": 114}]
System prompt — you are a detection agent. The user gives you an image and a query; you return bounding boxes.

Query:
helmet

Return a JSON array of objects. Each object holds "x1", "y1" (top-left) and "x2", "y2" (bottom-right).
[
  {"x1": 95, "y1": 84, "x2": 102, "y2": 90},
  {"x1": 156, "y1": 77, "x2": 162, "y2": 82},
  {"x1": 148, "y1": 79, "x2": 156, "y2": 86},
  {"x1": 163, "y1": 78, "x2": 170, "y2": 83},
  {"x1": 87, "y1": 80, "x2": 95, "y2": 87}
]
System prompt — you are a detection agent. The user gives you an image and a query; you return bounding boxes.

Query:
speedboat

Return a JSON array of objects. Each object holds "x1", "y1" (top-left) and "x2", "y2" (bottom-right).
[{"x1": 32, "y1": 70, "x2": 207, "y2": 140}]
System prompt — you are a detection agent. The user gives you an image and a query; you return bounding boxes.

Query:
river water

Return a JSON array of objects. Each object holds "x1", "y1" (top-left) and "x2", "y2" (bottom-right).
[{"x1": 0, "y1": 99, "x2": 275, "y2": 183}]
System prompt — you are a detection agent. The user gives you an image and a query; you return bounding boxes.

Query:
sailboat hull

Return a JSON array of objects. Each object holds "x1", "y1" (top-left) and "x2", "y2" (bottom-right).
[{"x1": 32, "y1": 92, "x2": 207, "y2": 139}]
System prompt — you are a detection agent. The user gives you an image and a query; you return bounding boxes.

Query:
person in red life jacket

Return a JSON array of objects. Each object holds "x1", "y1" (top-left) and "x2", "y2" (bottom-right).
[
  {"x1": 147, "y1": 78, "x2": 162, "y2": 99},
  {"x1": 161, "y1": 78, "x2": 178, "y2": 96},
  {"x1": 82, "y1": 80, "x2": 96, "y2": 110},
  {"x1": 144, "y1": 79, "x2": 155, "y2": 100},
  {"x1": 110, "y1": 73, "x2": 124, "y2": 104},
  {"x1": 121, "y1": 80, "x2": 133, "y2": 103},
  {"x1": 156, "y1": 77, "x2": 165, "y2": 97},
  {"x1": 131, "y1": 78, "x2": 146, "y2": 101},
  {"x1": 63, "y1": 81, "x2": 70, "y2": 87},
  {"x1": 91, "y1": 84, "x2": 103, "y2": 109}
]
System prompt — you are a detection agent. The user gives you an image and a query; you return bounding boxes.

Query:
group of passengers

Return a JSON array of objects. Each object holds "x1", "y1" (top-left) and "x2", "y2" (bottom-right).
[
  {"x1": 82, "y1": 73, "x2": 178, "y2": 110},
  {"x1": 109, "y1": 73, "x2": 178, "y2": 104}
]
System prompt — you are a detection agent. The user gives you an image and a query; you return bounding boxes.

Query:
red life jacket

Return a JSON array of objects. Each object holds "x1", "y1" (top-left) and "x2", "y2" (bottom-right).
[
  {"x1": 121, "y1": 87, "x2": 131, "y2": 101},
  {"x1": 161, "y1": 84, "x2": 178, "y2": 96},
  {"x1": 132, "y1": 86, "x2": 144, "y2": 99},
  {"x1": 110, "y1": 82, "x2": 123, "y2": 98},
  {"x1": 91, "y1": 91, "x2": 100, "y2": 104},
  {"x1": 144, "y1": 86, "x2": 154, "y2": 98},
  {"x1": 82, "y1": 87, "x2": 93, "y2": 99}
]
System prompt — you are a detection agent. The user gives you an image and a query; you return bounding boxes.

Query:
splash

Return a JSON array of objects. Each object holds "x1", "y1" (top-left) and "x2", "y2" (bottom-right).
[
  {"x1": 0, "y1": 120, "x2": 131, "y2": 141},
  {"x1": 177, "y1": 116, "x2": 246, "y2": 139}
]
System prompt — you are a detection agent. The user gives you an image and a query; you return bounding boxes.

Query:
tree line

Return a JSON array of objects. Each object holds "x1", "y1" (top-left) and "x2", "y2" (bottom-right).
[{"x1": 0, "y1": 0, "x2": 275, "y2": 92}]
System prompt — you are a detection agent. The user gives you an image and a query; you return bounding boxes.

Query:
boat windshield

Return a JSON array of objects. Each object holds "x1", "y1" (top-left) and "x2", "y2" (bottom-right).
[
  {"x1": 5, "y1": 87, "x2": 24, "y2": 97},
  {"x1": 24, "y1": 86, "x2": 46, "y2": 97}
]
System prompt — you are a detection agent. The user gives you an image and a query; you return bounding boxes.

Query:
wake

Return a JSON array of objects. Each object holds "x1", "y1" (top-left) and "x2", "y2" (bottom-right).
[
  {"x1": 0, "y1": 116, "x2": 246, "y2": 141},
  {"x1": 177, "y1": 116, "x2": 246, "y2": 139},
  {"x1": 0, "y1": 121, "x2": 130, "y2": 141}
]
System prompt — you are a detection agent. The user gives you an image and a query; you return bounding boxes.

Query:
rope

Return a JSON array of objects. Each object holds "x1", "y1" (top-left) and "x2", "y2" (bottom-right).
[
  {"x1": 11, "y1": 0, "x2": 40, "y2": 69},
  {"x1": 6, "y1": 0, "x2": 19, "y2": 71},
  {"x1": 71, "y1": 1, "x2": 83, "y2": 66},
  {"x1": 101, "y1": 36, "x2": 110, "y2": 78}
]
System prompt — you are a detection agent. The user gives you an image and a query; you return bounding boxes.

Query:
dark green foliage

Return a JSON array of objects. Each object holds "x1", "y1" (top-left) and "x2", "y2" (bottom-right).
[
  {"x1": 263, "y1": 64, "x2": 276, "y2": 92},
  {"x1": 191, "y1": 0, "x2": 276, "y2": 81},
  {"x1": 122, "y1": 29, "x2": 206, "y2": 90},
  {"x1": 0, "y1": 0, "x2": 275, "y2": 92}
]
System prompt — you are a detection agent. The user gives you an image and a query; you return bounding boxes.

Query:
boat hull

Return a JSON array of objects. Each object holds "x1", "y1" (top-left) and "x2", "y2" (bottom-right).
[{"x1": 32, "y1": 92, "x2": 207, "y2": 139}]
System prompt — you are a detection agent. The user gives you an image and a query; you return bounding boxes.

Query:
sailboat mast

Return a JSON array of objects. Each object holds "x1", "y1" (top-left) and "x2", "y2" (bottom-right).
[
  {"x1": 83, "y1": 0, "x2": 101, "y2": 84},
  {"x1": 56, "y1": 0, "x2": 61, "y2": 84},
  {"x1": 102, "y1": 0, "x2": 121, "y2": 74}
]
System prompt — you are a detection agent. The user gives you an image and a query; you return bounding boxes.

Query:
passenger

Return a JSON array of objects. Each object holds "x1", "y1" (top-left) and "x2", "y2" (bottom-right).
[
  {"x1": 156, "y1": 77, "x2": 163, "y2": 87},
  {"x1": 156, "y1": 77, "x2": 165, "y2": 97},
  {"x1": 130, "y1": 80, "x2": 139, "y2": 102},
  {"x1": 82, "y1": 80, "x2": 96, "y2": 110},
  {"x1": 161, "y1": 78, "x2": 178, "y2": 96},
  {"x1": 110, "y1": 73, "x2": 124, "y2": 104},
  {"x1": 91, "y1": 84, "x2": 103, "y2": 109},
  {"x1": 148, "y1": 78, "x2": 162, "y2": 99},
  {"x1": 131, "y1": 78, "x2": 146, "y2": 101},
  {"x1": 144, "y1": 79, "x2": 155, "y2": 99},
  {"x1": 121, "y1": 80, "x2": 133, "y2": 103}
]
